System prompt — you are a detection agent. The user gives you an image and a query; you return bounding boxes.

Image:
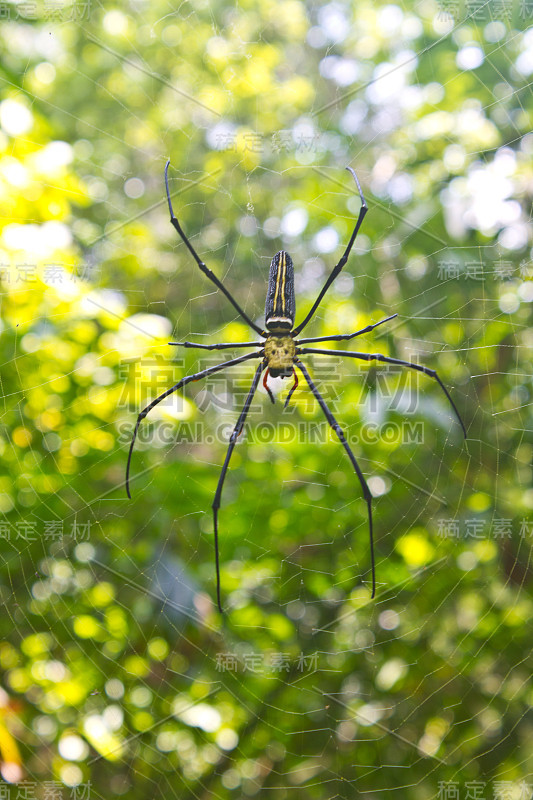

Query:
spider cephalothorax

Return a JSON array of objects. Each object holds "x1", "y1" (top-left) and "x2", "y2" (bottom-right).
[
  {"x1": 126, "y1": 160, "x2": 467, "y2": 612},
  {"x1": 263, "y1": 328, "x2": 297, "y2": 402},
  {"x1": 264, "y1": 333, "x2": 296, "y2": 377}
]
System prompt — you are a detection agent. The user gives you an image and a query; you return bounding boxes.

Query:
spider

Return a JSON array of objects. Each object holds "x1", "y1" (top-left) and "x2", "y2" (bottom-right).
[{"x1": 126, "y1": 160, "x2": 467, "y2": 613}]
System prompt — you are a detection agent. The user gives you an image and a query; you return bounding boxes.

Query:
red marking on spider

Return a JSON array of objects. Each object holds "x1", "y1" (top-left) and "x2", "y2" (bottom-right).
[{"x1": 263, "y1": 367, "x2": 275, "y2": 404}]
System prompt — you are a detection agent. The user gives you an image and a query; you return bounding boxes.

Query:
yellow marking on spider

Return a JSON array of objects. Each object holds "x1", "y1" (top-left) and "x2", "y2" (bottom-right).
[
  {"x1": 280, "y1": 251, "x2": 287, "y2": 315},
  {"x1": 273, "y1": 251, "x2": 286, "y2": 316}
]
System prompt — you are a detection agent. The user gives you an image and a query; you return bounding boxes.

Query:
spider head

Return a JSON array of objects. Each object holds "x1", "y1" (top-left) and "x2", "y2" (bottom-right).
[
  {"x1": 269, "y1": 367, "x2": 293, "y2": 379},
  {"x1": 264, "y1": 336, "x2": 296, "y2": 377}
]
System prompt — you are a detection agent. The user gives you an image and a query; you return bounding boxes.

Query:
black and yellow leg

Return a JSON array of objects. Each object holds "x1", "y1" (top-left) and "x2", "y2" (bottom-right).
[
  {"x1": 298, "y1": 348, "x2": 467, "y2": 438},
  {"x1": 296, "y1": 361, "x2": 376, "y2": 598},
  {"x1": 125, "y1": 351, "x2": 262, "y2": 499},
  {"x1": 168, "y1": 340, "x2": 263, "y2": 350},
  {"x1": 165, "y1": 160, "x2": 264, "y2": 336},
  {"x1": 297, "y1": 314, "x2": 397, "y2": 345},
  {"x1": 293, "y1": 166, "x2": 368, "y2": 336},
  {"x1": 212, "y1": 361, "x2": 264, "y2": 612}
]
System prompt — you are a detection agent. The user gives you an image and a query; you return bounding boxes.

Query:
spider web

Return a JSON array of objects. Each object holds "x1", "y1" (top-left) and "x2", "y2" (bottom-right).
[{"x1": 1, "y1": 0, "x2": 532, "y2": 798}]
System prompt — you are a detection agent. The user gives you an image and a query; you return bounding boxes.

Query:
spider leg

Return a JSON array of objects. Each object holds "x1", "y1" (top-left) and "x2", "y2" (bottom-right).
[
  {"x1": 212, "y1": 361, "x2": 264, "y2": 612},
  {"x1": 293, "y1": 166, "x2": 368, "y2": 336},
  {"x1": 125, "y1": 350, "x2": 262, "y2": 498},
  {"x1": 297, "y1": 314, "x2": 397, "y2": 345},
  {"x1": 283, "y1": 368, "x2": 299, "y2": 410},
  {"x1": 298, "y1": 347, "x2": 467, "y2": 439},
  {"x1": 169, "y1": 340, "x2": 263, "y2": 350},
  {"x1": 165, "y1": 160, "x2": 264, "y2": 336},
  {"x1": 263, "y1": 368, "x2": 275, "y2": 404},
  {"x1": 296, "y1": 361, "x2": 376, "y2": 599}
]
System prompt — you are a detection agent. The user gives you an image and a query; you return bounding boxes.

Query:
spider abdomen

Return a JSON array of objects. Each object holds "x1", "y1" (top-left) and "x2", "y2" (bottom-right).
[
  {"x1": 264, "y1": 335, "x2": 296, "y2": 378},
  {"x1": 265, "y1": 250, "x2": 295, "y2": 332}
]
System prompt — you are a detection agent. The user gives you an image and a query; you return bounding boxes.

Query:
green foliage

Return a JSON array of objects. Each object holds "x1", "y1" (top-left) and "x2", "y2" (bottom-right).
[{"x1": 0, "y1": 0, "x2": 532, "y2": 797}]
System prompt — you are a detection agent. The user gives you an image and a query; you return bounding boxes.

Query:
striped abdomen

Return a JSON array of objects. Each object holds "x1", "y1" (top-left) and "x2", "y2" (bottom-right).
[{"x1": 264, "y1": 250, "x2": 295, "y2": 332}]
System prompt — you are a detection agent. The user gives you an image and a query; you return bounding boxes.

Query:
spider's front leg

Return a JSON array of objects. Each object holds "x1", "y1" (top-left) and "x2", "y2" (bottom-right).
[
  {"x1": 125, "y1": 351, "x2": 262, "y2": 498},
  {"x1": 296, "y1": 360, "x2": 376, "y2": 598},
  {"x1": 211, "y1": 361, "x2": 265, "y2": 613}
]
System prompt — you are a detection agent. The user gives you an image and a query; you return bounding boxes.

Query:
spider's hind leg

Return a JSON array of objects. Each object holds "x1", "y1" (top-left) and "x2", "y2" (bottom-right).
[{"x1": 164, "y1": 160, "x2": 263, "y2": 336}]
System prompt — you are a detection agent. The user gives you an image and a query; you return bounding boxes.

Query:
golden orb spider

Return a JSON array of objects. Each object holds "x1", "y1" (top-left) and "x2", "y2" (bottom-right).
[{"x1": 126, "y1": 161, "x2": 467, "y2": 612}]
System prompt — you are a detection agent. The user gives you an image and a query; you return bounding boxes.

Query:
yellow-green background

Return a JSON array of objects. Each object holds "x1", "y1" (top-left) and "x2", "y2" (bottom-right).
[{"x1": 1, "y1": 1, "x2": 532, "y2": 797}]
